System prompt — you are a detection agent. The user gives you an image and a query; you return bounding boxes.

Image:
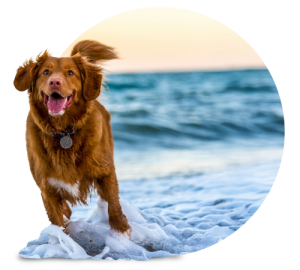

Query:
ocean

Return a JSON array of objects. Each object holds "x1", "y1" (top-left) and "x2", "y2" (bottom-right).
[
  {"x1": 20, "y1": 69, "x2": 284, "y2": 260},
  {"x1": 105, "y1": 69, "x2": 284, "y2": 181}
]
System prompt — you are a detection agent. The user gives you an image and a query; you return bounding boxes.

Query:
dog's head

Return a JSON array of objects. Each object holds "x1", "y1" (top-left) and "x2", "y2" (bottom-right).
[{"x1": 13, "y1": 40, "x2": 117, "y2": 131}]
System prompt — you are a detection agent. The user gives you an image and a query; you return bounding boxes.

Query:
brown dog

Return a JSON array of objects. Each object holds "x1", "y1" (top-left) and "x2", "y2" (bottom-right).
[{"x1": 13, "y1": 40, "x2": 131, "y2": 238}]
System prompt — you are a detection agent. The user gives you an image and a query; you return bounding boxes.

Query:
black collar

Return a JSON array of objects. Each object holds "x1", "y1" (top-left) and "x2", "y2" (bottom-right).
[{"x1": 52, "y1": 128, "x2": 80, "y2": 139}]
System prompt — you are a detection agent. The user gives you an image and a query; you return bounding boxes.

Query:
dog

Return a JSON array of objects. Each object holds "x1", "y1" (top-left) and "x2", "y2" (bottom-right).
[{"x1": 13, "y1": 40, "x2": 131, "y2": 238}]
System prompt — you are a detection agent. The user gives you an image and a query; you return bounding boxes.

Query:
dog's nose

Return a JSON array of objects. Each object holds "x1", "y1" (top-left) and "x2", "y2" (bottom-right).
[{"x1": 49, "y1": 78, "x2": 62, "y2": 89}]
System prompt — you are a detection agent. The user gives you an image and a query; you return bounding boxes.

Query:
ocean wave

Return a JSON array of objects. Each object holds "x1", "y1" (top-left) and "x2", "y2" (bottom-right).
[
  {"x1": 103, "y1": 69, "x2": 284, "y2": 147},
  {"x1": 223, "y1": 85, "x2": 275, "y2": 93}
]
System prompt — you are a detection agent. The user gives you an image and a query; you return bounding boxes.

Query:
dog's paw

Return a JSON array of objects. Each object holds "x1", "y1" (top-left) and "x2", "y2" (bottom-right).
[
  {"x1": 62, "y1": 215, "x2": 72, "y2": 235},
  {"x1": 62, "y1": 228, "x2": 70, "y2": 235},
  {"x1": 63, "y1": 215, "x2": 71, "y2": 224},
  {"x1": 122, "y1": 228, "x2": 132, "y2": 240}
]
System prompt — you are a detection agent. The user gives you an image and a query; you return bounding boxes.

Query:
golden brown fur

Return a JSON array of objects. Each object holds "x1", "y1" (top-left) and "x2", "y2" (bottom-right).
[{"x1": 13, "y1": 40, "x2": 131, "y2": 236}]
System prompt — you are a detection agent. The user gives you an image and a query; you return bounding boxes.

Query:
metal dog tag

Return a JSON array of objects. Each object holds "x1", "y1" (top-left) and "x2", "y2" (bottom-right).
[{"x1": 60, "y1": 135, "x2": 73, "y2": 149}]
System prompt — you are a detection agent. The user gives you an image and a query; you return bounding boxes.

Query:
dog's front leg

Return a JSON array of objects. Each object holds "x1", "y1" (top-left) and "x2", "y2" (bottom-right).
[
  {"x1": 41, "y1": 187, "x2": 65, "y2": 228},
  {"x1": 63, "y1": 200, "x2": 72, "y2": 220},
  {"x1": 96, "y1": 172, "x2": 131, "y2": 238}
]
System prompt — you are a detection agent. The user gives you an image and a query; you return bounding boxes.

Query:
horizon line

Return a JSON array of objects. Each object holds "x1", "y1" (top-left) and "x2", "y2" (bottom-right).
[{"x1": 103, "y1": 67, "x2": 268, "y2": 76}]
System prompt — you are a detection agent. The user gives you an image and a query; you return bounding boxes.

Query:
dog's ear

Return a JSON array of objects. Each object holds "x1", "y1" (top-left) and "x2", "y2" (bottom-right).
[
  {"x1": 72, "y1": 55, "x2": 103, "y2": 101},
  {"x1": 70, "y1": 40, "x2": 118, "y2": 63},
  {"x1": 14, "y1": 50, "x2": 50, "y2": 92},
  {"x1": 82, "y1": 62, "x2": 103, "y2": 101},
  {"x1": 14, "y1": 59, "x2": 38, "y2": 92}
]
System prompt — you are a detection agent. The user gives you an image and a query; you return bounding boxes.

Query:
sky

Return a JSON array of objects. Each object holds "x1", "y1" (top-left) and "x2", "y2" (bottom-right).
[{"x1": 62, "y1": 7, "x2": 265, "y2": 74}]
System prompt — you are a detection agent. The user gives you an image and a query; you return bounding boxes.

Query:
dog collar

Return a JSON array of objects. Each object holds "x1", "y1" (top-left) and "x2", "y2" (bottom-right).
[
  {"x1": 53, "y1": 128, "x2": 79, "y2": 138},
  {"x1": 52, "y1": 128, "x2": 80, "y2": 149}
]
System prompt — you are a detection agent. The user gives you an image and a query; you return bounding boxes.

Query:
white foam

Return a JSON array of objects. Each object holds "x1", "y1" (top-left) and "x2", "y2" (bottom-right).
[
  {"x1": 19, "y1": 197, "x2": 243, "y2": 260},
  {"x1": 19, "y1": 161, "x2": 279, "y2": 260}
]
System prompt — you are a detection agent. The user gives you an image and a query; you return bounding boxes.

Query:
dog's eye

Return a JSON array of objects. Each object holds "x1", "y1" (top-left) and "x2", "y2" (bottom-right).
[
  {"x1": 68, "y1": 70, "x2": 74, "y2": 76},
  {"x1": 43, "y1": 69, "x2": 49, "y2": 75}
]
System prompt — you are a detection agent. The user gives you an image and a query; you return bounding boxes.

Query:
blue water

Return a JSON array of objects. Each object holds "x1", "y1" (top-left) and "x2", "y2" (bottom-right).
[
  {"x1": 20, "y1": 69, "x2": 284, "y2": 260},
  {"x1": 103, "y1": 69, "x2": 284, "y2": 181}
]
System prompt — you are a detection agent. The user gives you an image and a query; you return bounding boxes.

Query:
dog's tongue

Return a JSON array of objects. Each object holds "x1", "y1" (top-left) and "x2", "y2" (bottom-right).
[{"x1": 48, "y1": 95, "x2": 66, "y2": 113}]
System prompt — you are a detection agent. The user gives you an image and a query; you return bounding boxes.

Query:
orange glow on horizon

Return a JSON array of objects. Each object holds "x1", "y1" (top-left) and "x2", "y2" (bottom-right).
[{"x1": 62, "y1": 7, "x2": 265, "y2": 74}]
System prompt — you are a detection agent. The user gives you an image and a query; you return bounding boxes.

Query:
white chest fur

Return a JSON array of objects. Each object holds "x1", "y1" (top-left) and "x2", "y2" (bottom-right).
[{"x1": 48, "y1": 178, "x2": 79, "y2": 198}]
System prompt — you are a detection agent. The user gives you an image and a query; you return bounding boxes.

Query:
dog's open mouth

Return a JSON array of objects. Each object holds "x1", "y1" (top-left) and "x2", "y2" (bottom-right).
[{"x1": 43, "y1": 92, "x2": 73, "y2": 114}]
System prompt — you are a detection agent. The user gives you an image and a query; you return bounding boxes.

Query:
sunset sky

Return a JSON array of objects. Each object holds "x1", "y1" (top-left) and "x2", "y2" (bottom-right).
[{"x1": 62, "y1": 7, "x2": 265, "y2": 74}]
